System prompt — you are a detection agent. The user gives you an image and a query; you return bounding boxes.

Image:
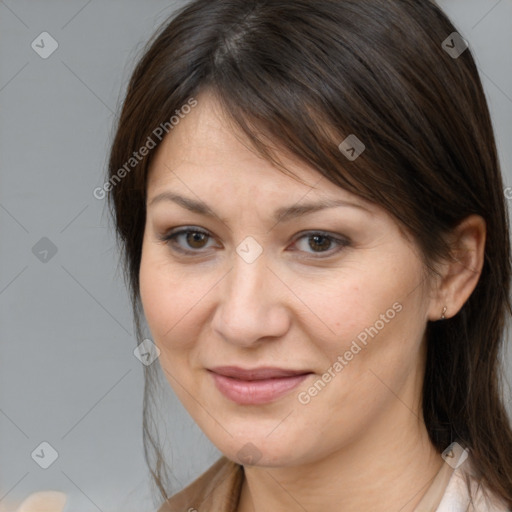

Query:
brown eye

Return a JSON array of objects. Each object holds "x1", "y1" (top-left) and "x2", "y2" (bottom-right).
[
  {"x1": 160, "y1": 228, "x2": 215, "y2": 254},
  {"x1": 160, "y1": 228, "x2": 349, "y2": 259},
  {"x1": 292, "y1": 232, "x2": 350, "y2": 258},
  {"x1": 308, "y1": 234, "x2": 333, "y2": 252},
  {"x1": 185, "y1": 231, "x2": 209, "y2": 249}
]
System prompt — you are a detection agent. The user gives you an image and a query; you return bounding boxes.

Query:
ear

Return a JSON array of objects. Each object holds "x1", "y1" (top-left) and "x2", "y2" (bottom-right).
[{"x1": 427, "y1": 215, "x2": 486, "y2": 321}]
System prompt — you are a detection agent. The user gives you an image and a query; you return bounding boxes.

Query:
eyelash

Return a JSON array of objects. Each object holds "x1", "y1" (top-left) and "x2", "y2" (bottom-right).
[{"x1": 158, "y1": 227, "x2": 350, "y2": 258}]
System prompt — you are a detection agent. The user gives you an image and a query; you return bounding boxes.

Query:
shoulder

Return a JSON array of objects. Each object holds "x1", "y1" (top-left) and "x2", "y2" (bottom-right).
[
  {"x1": 436, "y1": 458, "x2": 510, "y2": 512},
  {"x1": 157, "y1": 456, "x2": 244, "y2": 512}
]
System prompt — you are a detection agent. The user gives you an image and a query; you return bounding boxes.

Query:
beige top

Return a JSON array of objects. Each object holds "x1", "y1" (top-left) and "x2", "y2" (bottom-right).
[{"x1": 157, "y1": 454, "x2": 510, "y2": 512}]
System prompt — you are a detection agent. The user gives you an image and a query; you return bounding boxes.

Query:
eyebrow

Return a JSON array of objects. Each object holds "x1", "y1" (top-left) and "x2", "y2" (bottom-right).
[{"x1": 148, "y1": 191, "x2": 372, "y2": 223}]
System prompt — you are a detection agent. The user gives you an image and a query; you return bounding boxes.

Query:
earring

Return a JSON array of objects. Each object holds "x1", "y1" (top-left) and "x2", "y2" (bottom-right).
[{"x1": 440, "y1": 306, "x2": 447, "y2": 320}]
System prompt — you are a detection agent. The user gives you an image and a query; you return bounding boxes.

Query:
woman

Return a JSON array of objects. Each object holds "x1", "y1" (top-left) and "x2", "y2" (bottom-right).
[{"x1": 107, "y1": 0, "x2": 512, "y2": 510}]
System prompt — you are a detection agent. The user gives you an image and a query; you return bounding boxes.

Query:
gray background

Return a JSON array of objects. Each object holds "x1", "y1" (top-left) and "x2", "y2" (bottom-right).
[{"x1": 1, "y1": 1, "x2": 511, "y2": 512}]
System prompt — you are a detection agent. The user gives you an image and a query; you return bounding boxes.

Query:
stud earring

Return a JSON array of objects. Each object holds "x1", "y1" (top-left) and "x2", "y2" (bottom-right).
[{"x1": 440, "y1": 306, "x2": 447, "y2": 320}]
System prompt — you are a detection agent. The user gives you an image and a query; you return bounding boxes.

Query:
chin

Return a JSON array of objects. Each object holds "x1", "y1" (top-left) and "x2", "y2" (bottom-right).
[{"x1": 213, "y1": 434, "x2": 307, "y2": 468}]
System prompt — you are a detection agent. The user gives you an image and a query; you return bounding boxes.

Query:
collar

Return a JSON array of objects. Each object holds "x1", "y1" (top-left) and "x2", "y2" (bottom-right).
[{"x1": 157, "y1": 456, "x2": 243, "y2": 512}]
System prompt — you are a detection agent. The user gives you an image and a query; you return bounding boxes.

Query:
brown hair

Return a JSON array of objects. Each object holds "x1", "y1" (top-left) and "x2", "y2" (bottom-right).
[{"x1": 107, "y1": 0, "x2": 512, "y2": 506}]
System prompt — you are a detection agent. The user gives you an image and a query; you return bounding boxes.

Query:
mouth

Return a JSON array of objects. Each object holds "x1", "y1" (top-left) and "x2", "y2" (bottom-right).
[{"x1": 208, "y1": 366, "x2": 313, "y2": 405}]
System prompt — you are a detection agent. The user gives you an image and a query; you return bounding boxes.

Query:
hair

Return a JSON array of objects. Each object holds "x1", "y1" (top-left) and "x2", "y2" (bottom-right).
[{"x1": 107, "y1": 0, "x2": 512, "y2": 507}]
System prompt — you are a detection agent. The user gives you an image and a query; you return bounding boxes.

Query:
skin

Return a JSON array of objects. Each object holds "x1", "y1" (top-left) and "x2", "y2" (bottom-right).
[{"x1": 139, "y1": 91, "x2": 486, "y2": 512}]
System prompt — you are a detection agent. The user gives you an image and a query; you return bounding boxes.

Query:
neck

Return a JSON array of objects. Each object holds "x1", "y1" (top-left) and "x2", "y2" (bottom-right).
[{"x1": 237, "y1": 402, "x2": 443, "y2": 512}]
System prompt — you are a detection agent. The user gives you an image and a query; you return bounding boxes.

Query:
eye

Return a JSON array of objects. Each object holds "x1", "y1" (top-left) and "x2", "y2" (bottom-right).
[
  {"x1": 291, "y1": 231, "x2": 350, "y2": 258},
  {"x1": 159, "y1": 227, "x2": 217, "y2": 254},
  {"x1": 159, "y1": 227, "x2": 350, "y2": 258}
]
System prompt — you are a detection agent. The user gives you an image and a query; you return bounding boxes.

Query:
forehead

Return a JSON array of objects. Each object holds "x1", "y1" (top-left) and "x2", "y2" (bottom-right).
[
  {"x1": 147, "y1": 93, "x2": 303, "y2": 186},
  {"x1": 146, "y1": 92, "x2": 374, "y2": 213}
]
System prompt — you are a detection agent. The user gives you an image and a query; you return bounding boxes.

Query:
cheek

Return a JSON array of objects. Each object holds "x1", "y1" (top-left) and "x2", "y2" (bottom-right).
[
  {"x1": 139, "y1": 242, "x2": 212, "y2": 355},
  {"x1": 139, "y1": 256, "x2": 169, "y2": 334},
  {"x1": 299, "y1": 290, "x2": 425, "y2": 440},
  {"x1": 293, "y1": 267, "x2": 403, "y2": 342},
  {"x1": 139, "y1": 243, "x2": 181, "y2": 345},
  {"x1": 297, "y1": 254, "x2": 426, "y2": 373}
]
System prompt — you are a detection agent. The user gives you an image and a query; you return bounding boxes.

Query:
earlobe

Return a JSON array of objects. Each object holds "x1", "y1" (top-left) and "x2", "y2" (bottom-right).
[{"x1": 429, "y1": 214, "x2": 486, "y2": 322}]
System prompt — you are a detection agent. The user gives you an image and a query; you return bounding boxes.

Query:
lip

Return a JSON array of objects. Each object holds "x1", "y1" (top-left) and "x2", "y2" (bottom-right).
[
  {"x1": 209, "y1": 366, "x2": 312, "y2": 380},
  {"x1": 208, "y1": 366, "x2": 313, "y2": 405}
]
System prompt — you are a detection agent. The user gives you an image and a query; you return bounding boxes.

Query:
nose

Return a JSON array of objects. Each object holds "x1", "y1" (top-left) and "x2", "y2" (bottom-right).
[{"x1": 211, "y1": 250, "x2": 291, "y2": 348}]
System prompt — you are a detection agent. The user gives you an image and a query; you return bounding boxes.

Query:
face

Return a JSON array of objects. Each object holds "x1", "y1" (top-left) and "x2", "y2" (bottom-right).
[{"x1": 139, "y1": 92, "x2": 434, "y2": 468}]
